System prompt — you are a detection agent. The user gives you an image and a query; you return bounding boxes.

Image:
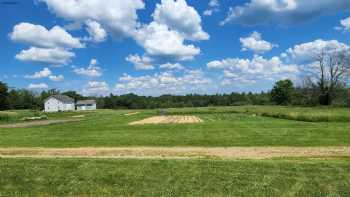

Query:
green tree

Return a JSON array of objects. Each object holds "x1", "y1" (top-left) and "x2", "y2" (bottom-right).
[
  {"x1": 0, "y1": 81, "x2": 9, "y2": 110},
  {"x1": 270, "y1": 79, "x2": 295, "y2": 105},
  {"x1": 62, "y1": 91, "x2": 84, "y2": 102}
]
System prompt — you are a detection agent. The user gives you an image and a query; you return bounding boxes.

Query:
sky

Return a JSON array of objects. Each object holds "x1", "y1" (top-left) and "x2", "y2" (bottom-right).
[{"x1": 1, "y1": 0, "x2": 350, "y2": 96}]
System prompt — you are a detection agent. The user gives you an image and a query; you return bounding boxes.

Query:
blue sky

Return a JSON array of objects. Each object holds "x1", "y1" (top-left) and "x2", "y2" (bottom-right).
[{"x1": 1, "y1": 0, "x2": 350, "y2": 96}]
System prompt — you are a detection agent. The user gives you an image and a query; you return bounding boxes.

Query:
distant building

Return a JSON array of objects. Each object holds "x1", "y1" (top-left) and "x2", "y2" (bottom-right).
[
  {"x1": 76, "y1": 100, "x2": 97, "y2": 111},
  {"x1": 44, "y1": 95, "x2": 75, "y2": 112}
]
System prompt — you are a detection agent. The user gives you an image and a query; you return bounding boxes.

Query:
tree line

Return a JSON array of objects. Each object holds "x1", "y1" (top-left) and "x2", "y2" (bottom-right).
[{"x1": 0, "y1": 79, "x2": 349, "y2": 111}]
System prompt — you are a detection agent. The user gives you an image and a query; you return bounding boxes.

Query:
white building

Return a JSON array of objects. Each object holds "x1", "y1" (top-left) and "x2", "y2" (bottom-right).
[
  {"x1": 44, "y1": 95, "x2": 75, "y2": 112},
  {"x1": 76, "y1": 100, "x2": 97, "y2": 111}
]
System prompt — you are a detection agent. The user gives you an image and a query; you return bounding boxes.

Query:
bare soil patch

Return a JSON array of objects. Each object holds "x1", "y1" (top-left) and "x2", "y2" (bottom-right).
[
  {"x1": 0, "y1": 119, "x2": 82, "y2": 128},
  {"x1": 0, "y1": 147, "x2": 349, "y2": 159},
  {"x1": 129, "y1": 115, "x2": 203, "y2": 125}
]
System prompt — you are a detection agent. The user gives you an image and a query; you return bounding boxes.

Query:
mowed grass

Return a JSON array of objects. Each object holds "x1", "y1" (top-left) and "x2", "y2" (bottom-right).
[
  {"x1": 1, "y1": 158, "x2": 350, "y2": 197},
  {"x1": 0, "y1": 107, "x2": 349, "y2": 147}
]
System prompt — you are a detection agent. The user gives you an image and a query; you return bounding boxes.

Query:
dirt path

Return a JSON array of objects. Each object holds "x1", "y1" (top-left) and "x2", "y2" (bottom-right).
[
  {"x1": 129, "y1": 116, "x2": 203, "y2": 125},
  {"x1": 0, "y1": 119, "x2": 82, "y2": 128},
  {"x1": 0, "y1": 147, "x2": 349, "y2": 159}
]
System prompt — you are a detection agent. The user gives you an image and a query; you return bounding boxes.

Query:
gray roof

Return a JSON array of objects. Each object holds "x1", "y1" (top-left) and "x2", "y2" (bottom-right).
[
  {"x1": 76, "y1": 100, "x2": 96, "y2": 105},
  {"x1": 46, "y1": 95, "x2": 75, "y2": 103}
]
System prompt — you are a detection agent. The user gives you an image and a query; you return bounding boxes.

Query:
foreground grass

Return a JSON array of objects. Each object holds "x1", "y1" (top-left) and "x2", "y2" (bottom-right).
[
  {"x1": 0, "y1": 109, "x2": 350, "y2": 147},
  {"x1": 0, "y1": 158, "x2": 349, "y2": 196}
]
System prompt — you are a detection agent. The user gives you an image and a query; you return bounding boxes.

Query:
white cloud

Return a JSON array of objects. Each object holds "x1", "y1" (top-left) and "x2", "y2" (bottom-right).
[
  {"x1": 49, "y1": 75, "x2": 64, "y2": 82},
  {"x1": 24, "y1": 67, "x2": 64, "y2": 82},
  {"x1": 126, "y1": 54, "x2": 154, "y2": 70},
  {"x1": 286, "y1": 39, "x2": 350, "y2": 63},
  {"x1": 39, "y1": 0, "x2": 206, "y2": 61},
  {"x1": 334, "y1": 17, "x2": 350, "y2": 33},
  {"x1": 74, "y1": 66, "x2": 102, "y2": 77},
  {"x1": 115, "y1": 70, "x2": 212, "y2": 96},
  {"x1": 83, "y1": 81, "x2": 110, "y2": 96},
  {"x1": 209, "y1": 0, "x2": 219, "y2": 7},
  {"x1": 159, "y1": 63, "x2": 184, "y2": 70},
  {"x1": 153, "y1": 0, "x2": 209, "y2": 41},
  {"x1": 28, "y1": 83, "x2": 48, "y2": 90},
  {"x1": 240, "y1": 31, "x2": 277, "y2": 53},
  {"x1": 207, "y1": 55, "x2": 299, "y2": 86},
  {"x1": 10, "y1": 22, "x2": 84, "y2": 49},
  {"x1": 84, "y1": 20, "x2": 107, "y2": 43},
  {"x1": 134, "y1": 22, "x2": 200, "y2": 60},
  {"x1": 90, "y1": 58, "x2": 98, "y2": 66},
  {"x1": 221, "y1": 0, "x2": 350, "y2": 26},
  {"x1": 39, "y1": 0, "x2": 145, "y2": 39},
  {"x1": 15, "y1": 47, "x2": 75, "y2": 65},
  {"x1": 73, "y1": 58, "x2": 103, "y2": 77},
  {"x1": 203, "y1": 0, "x2": 220, "y2": 16},
  {"x1": 25, "y1": 67, "x2": 52, "y2": 79},
  {"x1": 203, "y1": 10, "x2": 214, "y2": 16}
]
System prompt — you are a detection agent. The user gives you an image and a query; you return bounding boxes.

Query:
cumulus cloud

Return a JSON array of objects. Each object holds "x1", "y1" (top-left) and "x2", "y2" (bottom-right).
[
  {"x1": 203, "y1": 0, "x2": 220, "y2": 16},
  {"x1": 286, "y1": 39, "x2": 350, "y2": 63},
  {"x1": 49, "y1": 75, "x2": 64, "y2": 82},
  {"x1": 10, "y1": 22, "x2": 84, "y2": 49},
  {"x1": 240, "y1": 31, "x2": 277, "y2": 53},
  {"x1": 126, "y1": 54, "x2": 154, "y2": 70},
  {"x1": 15, "y1": 47, "x2": 75, "y2": 65},
  {"x1": 73, "y1": 59, "x2": 103, "y2": 77},
  {"x1": 159, "y1": 63, "x2": 184, "y2": 70},
  {"x1": 28, "y1": 83, "x2": 48, "y2": 90},
  {"x1": 115, "y1": 70, "x2": 212, "y2": 96},
  {"x1": 84, "y1": 20, "x2": 107, "y2": 43},
  {"x1": 335, "y1": 17, "x2": 350, "y2": 32},
  {"x1": 153, "y1": 0, "x2": 209, "y2": 41},
  {"x1": 39, "y1": 0, "x2": 206, "y2": 61},
  {"x1": 134, "y1": 22, "x2": 200, "y2": 60},
  {"x1": 207, "y1": 55, "x2": 299, "y2": 86},
  {"x1": 39, "y1": 0, "x2": 145, "y2": 39},
  {"x1": 221, "y1": 0, "x2": 350, "y2": 26},
  {"x1": 24, "y1": 67, "x2": 64, "y2": 82},
  {"x1": 25, "y1": 67, "x2": 52, "y2": 79},
  {"x1": 83, "y1": 81, "x2": 110, "y2": 96}
]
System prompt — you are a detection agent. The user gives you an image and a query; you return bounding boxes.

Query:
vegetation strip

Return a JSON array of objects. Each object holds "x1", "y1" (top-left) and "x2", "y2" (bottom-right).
[
  {"x1": 1, "y1": 147, "x2": 350, "y2": 159},
  {"x1": 0, "y1": 119, "x2": 82, "y2": 128}
]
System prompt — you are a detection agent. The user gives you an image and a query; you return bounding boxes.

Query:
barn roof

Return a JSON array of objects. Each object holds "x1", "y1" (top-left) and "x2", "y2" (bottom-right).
[
  {"x1": 76, "y1": 100, "x2": 96, "y2": 105},
  {"x1": 46, "y1": 95, "x2": 75, "y2": 103}
]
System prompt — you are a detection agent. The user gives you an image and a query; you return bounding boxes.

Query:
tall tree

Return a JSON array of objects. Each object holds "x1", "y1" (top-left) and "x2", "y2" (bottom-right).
[
  {"x1": 62, "y1": 91, "x2": 84, "y2": 102},
  {"x1": 305, "y1": 50, "x2": 350, "y2": 105},
  {"x1": 270, "y1": 79, "x2": 295, "y2": 105},
  {"x1": 0, "y1": 81, "x2": 9, "y2": 110}
]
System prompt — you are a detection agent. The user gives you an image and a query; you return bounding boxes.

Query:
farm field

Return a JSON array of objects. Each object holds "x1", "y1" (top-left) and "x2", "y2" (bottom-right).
[
  {"x1": 0, "y1": 107, "x2": 349, "y2": 147},
  {"x1": 1, "y1": 106, "x2": 350, "y2": 196}
]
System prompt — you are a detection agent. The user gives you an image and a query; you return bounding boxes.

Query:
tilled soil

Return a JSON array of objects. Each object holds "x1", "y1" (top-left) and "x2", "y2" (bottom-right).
[
  {"x1": 0, "y1": 147, "x2": 349, "y2": 159},
  {"x1": 129, "y1": 115, "x2": 203, "y2": 125}
]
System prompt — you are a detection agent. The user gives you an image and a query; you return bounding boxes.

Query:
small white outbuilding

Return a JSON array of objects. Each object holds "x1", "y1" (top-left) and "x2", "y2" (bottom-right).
[
  {"x1": 44, "y1": 95, "x2": 75, "y2": 112},
  {"x1": 76, "y1": 100, "x2": 97, "y2": 111}
]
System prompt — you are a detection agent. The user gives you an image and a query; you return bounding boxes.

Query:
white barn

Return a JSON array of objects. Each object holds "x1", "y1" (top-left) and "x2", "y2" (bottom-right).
[
  {"x1": 44, "y1": 95, "x2": 75, "y2": 112},
  {"x1": 76, "y1": 100, "x2": 96, "y2": 111}
]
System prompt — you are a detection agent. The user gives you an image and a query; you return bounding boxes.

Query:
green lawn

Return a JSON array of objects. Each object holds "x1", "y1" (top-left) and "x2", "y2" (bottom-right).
[
  {"x1": 1, "y1": 158, "x2": 350, "y2": 197},
  {"x1": 0, "y1": 107, "x2": 349, "y2": 147},
  {"x1": 1, "y1": 107, "x2": 350, "y2": 196}
]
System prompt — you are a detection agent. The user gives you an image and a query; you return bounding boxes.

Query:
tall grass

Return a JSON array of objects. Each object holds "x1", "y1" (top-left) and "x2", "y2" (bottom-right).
[{"x1": 168, "y1": 106, "x2": 350, "y2": 122}]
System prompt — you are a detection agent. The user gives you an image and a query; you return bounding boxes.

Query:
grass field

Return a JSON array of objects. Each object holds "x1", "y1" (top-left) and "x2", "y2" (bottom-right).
[
  {"x1": 1, "y1": 106, "x2": 350, "y2": 196},
  {"x1": 0, "y1": 107, "x2": 349, "y2": 147},
  {"x1": 1, "y1": 158, "x2": 350, "y2": 197}
]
